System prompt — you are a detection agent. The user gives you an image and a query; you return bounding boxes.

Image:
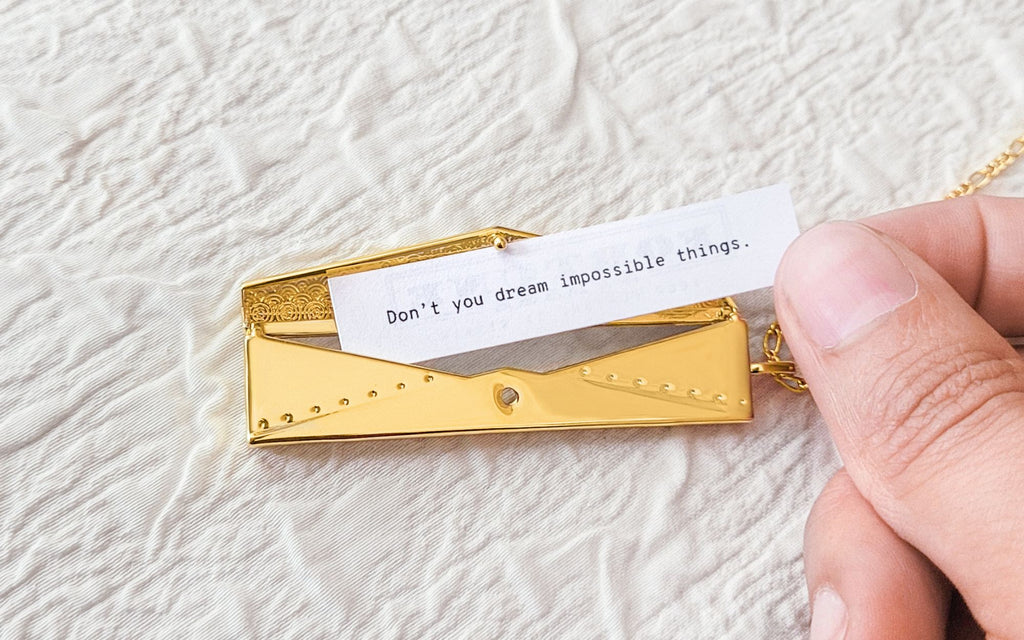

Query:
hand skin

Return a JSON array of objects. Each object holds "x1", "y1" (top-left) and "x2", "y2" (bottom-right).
[{"x1": 773, "y1": 195, "x2": 1024, "y2": 640}]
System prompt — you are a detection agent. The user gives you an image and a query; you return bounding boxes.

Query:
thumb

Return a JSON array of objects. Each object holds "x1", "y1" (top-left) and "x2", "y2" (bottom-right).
[{"x1": 774, "y1": 220, "x2": 1024, "y2": 636}]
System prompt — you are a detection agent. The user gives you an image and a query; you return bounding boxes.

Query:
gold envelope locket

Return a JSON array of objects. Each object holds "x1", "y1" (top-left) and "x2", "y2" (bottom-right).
[
  {"x1": 240, "y1": 130, "x2": 1020, "y2": 445},
  {"x1": 241, "y1": 228, "x2": 804, "y2": 446}
]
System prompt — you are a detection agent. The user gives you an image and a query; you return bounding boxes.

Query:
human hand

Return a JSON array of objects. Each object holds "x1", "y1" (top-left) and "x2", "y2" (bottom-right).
[{"x1": 774, "y1": 196, "x2": 1024, "y2": 639}]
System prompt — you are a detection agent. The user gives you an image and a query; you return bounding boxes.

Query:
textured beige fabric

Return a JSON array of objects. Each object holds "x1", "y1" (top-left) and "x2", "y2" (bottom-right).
[{"x1": 2, "y1": 1, "x2": 1022, "y2": 637}]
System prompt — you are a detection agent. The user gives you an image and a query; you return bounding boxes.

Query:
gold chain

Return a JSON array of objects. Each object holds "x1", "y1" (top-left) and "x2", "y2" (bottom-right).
[
  {"x1": 758, "y1": 130, "x2": 1024, "y2": 393},
  {"x1": 946, "y1": 133, "x2": 1024, "y2": 199},
  {"x1": 755, "y1": 322, "x2": 808, "y2": 392}
]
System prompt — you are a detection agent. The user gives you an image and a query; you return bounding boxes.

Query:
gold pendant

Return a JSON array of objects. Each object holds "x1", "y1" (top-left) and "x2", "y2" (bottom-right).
[{"x1": 241, "y1": 228, "x2": 795, "y2": 446}]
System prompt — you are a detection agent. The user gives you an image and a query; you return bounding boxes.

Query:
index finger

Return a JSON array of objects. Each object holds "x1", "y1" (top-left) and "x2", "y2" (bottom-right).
[{"x1": 861, "y1": 195, "x2": 1024, "y2": 336}]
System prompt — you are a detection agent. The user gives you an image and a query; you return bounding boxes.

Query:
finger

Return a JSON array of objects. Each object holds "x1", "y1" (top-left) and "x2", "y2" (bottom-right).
[
  {"x1": 860, "y1": 195, "x2": 1024, "y2": 336},
  {"x1": 804, "y1": 469, "x2": 948, "y2": 640},
  {"x1": 774, "y1": 220, "x2": 1024, "y2": 636}
]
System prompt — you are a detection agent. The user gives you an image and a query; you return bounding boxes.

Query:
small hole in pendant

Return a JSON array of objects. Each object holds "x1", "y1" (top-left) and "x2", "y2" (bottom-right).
[{"x1": 497, "y1": 386, "x2": 520, "y2": 407}]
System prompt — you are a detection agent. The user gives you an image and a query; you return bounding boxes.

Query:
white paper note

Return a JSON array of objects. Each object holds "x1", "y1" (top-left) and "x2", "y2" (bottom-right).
[{"x1": 328, "y1": 184, "x2": 799, "y2": 363}]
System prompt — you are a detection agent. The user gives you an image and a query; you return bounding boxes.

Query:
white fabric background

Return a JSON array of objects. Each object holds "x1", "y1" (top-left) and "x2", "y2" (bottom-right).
[{"x1": 1, "y1": 1, "x2": 1022, "y2": 637}]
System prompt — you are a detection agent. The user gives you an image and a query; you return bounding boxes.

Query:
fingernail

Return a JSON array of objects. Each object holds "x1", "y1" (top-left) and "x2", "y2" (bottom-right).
[
  {"x1": 779, "y1": 222, "x2": 917, "y2": 348},
  {"x1": 810, "y1": 587, "x2": 848, "y2": 640}
]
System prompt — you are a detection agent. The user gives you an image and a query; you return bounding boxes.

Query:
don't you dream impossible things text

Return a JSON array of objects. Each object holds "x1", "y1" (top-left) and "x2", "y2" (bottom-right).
[{"x1": 384, "y1": 237, "x2": 748, "y2": 325}]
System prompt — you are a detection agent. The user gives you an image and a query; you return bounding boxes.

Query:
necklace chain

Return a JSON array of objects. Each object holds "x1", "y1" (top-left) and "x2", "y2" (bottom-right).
[
  {"x1": 946, "y1": 133, "x2": 1024, "y2": 199},
  {"x1": 762, "y1": 130, "x2": 1024, "y2": 393}
]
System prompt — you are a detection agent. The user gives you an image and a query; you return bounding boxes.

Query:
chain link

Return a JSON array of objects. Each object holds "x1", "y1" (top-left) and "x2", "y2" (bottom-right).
[
  {"x1": 755, "y1": 322, "x2": 808, "y2": 393},
  {"x1": 946, "y1": 134, "x2": 1024, "y2": 199}
]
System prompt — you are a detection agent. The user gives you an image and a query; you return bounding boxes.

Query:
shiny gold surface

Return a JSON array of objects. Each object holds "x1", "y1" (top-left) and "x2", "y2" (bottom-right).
[
  {"x1": 242, "y1": 228, "x2": 755, "y2": 445},
  {"x1": 242, "y1": 228, "x2": 536, "y2": 335}
]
